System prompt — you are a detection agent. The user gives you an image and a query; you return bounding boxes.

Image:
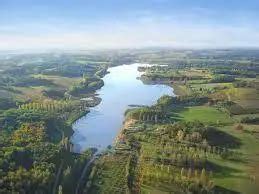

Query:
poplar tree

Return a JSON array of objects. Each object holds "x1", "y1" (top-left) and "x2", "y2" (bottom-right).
[
  {"x1": 180, "y1": 168, "x2": 185, "y2": 179},
  {"x1": 200, "y1": 168, "x2": 207, "y2": 186}
]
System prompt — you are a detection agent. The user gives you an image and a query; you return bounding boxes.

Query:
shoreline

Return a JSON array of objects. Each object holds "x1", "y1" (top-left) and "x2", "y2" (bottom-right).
[
  {"x1": 113, "y1": 83, "x2": 176, "y2": 149},
  {"x1": 70, "y1": 63, "x2": 175, "y2": 153},
  {"x1": 68, "y1": 75, "x2": 109, "y2": 150},
  {"x1": 113, "y1": 118, "x2": 137, "y2": 147}
]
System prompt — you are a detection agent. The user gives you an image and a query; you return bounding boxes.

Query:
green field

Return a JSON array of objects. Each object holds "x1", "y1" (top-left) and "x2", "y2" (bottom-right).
[
  {"x1": 33, "y1": 74, "x2": 81, "y2": 89},
  {"x1": 212, "y1": 125, "x2": 259, "y2": 193},
  {"x1": 173, "y1": 106, "x2": 233, "y2": 124},
  {"x1": 1, "y1": 49, "x2": 259, "y2": 193}
]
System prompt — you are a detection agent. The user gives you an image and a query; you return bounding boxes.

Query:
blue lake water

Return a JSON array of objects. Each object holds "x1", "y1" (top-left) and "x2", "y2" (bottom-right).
[{"x1": 71, "y1": 63, "x2": 174, "y2": 152}]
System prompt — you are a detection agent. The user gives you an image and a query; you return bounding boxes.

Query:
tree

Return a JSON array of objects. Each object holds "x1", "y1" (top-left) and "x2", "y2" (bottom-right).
[
  {"x1": 181, "y1": 168, "x2": 185, "y2": 179},
  {"x1": 177, "y1": 130, "x2": 185, "y2": 141},
  {"x1": 187, "y1": 168, "x2": 192, "y2": 180},
  {"x1": 155, "y1": 114, "x2": 158, "y2": 123},
  {"x1": 58, "y1": 185, "x2": 63, "y2": 194},
  {"x1": 200, "y1": 168, "x2": 207, "y2": 186},
  {"x1": 12, "y1": 123, "x2": 46, "y2": 146},
  {"x1": 235, "y1": 124, "x2": 244, "y2": 131},
  {"x1": 194, "y1": 169, "x2": 199, "y2": 181}
]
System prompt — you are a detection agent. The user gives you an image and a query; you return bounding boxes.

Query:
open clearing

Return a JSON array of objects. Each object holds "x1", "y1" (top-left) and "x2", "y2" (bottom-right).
[{"x1": 172, "y1": 106, "x2": 234, "y2": 125}]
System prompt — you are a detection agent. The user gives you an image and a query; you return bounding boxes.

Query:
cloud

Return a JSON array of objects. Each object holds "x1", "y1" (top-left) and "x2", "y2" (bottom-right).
[
  {"x1": 0, "y1": 9, "x2": 259, "y2": 50},
  {"x1": 1, "y1": 27, "x2": 258, "y2": 50}
]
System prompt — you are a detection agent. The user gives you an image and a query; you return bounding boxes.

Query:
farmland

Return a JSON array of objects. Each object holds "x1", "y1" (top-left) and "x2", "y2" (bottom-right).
[
  {"x1": 83, "y1": 49, "x2": 259, "y2": 194},
  {"x1": 0, "y1": 49, "x2": 258, "y2": 194}
]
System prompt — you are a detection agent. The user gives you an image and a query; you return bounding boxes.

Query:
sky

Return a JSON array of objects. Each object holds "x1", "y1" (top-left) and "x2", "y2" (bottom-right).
[{"x1": 0, "y1": 0, "x2": 259, "y2": 50}]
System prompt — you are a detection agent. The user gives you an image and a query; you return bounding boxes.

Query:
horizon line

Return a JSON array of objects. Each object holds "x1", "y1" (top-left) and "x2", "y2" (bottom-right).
[{"x1": 1, "y1": 46, "x2": 259, "y2": 54}]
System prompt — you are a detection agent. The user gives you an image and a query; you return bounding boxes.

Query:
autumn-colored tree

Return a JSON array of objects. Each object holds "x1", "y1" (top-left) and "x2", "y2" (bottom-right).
[
  {"x1": 200, "y1": 168, "x2": 208, "y2": 186},
  {"x1": 12, "y1": 123, "x2": 46, "y2": 146},
  {"x1": 235, "y1": 123, "x2": 244, "y2": 131},
  {"x1": 177, "y1": 130, "x2": 185, "y2": 141}
]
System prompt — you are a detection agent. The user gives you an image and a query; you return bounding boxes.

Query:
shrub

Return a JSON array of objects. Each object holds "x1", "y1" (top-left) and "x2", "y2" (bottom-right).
[{"x1": 234, "y1": 124, "x2": 244, "y2": 131}]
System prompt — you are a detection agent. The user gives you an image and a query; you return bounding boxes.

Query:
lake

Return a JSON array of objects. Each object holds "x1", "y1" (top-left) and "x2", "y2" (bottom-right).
[{"x1": 71, "y1": 63, "x2": 175, "y2": 152}]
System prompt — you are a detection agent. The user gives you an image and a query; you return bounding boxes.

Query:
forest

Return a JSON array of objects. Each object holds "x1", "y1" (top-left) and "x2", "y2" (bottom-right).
[{"x1": 0, "y1": 49, "x2": 258, "y2": 194}]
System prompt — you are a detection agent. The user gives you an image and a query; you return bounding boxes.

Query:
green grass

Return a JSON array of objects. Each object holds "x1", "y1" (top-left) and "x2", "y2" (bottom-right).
[
  {"x1": 191, "y1": 82, "x2": 232, "y2": 89},
  {"x1": 0, "y1": 75, "x2": 82, "y2": 101},
  {"x1": 226, "y1": 87, "x2": 259, "y2": 109},
  {"x1": 33, "y1": 74, "x2": 81, "y2": 89},
  {"x1": 14, "y1": 86, "x2": 49, "y2": 100},
  {"x1": 173, "y1": 106, "x2": 233, "y2": 125},
  {"x1": 89, "y1": 154, "x2": 130, "y2": 194},
  {"x1": 172, "y1": 105, "x2": 259, "y2": 193},
  {"x1": 211, "y1": 125, "x2": 259, "y2": 194},
  {"x1": 171, "y1": 84, "x2": 189, "y2": 96},
  {"x1": 141, "y1": 182, "x2": 183, "y2": 194}
]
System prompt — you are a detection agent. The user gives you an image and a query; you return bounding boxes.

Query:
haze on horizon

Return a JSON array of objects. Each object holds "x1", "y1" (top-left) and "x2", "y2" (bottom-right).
[{"x1": 1, "y1": 0, "x2": 259, "y2": 50}]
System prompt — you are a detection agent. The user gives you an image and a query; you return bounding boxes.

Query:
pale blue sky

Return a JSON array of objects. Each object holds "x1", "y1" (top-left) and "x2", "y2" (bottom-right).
[{"x1": 0, "y1": 0, "x2": 259, "y2": 50}]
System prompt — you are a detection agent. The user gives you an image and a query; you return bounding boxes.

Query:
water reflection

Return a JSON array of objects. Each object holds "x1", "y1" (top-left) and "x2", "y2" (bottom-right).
[{"x1": 71, "y1": 64, "x2": 174, "y2": 152}]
